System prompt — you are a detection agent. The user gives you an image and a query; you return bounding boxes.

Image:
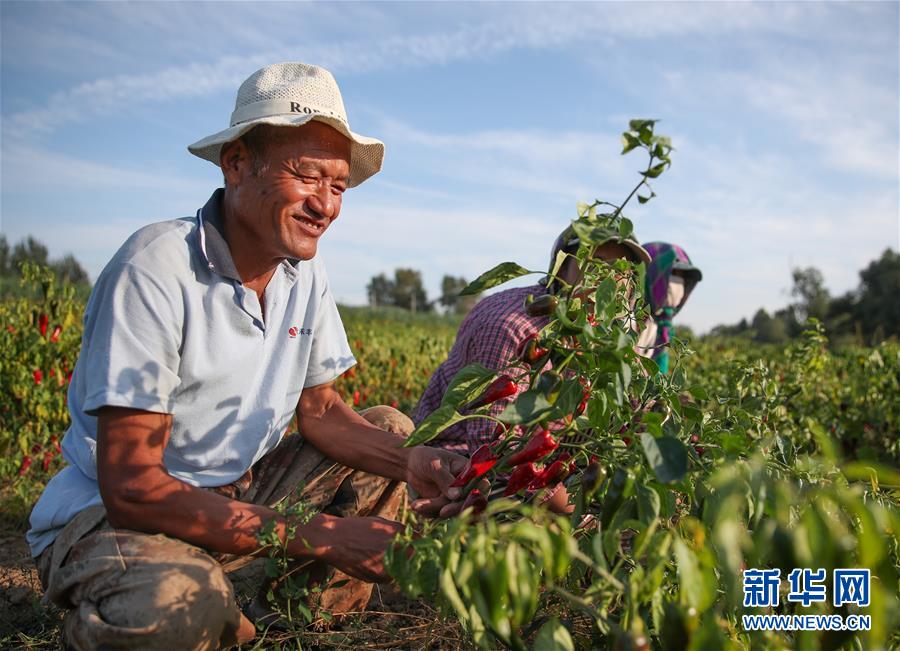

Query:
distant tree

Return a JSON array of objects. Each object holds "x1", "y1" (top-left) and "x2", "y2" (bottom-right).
[
  {"x1": 1, "y1": 234, "x2": 90, "y2": 286},
  {"x1": 366, "y1": 268, "x2": 431, "y2": 312},
  {"x1": 11, "y1": 236, "x2": 49, "y2": 272},
  {"x1": 854, "y1": 249, "x2": 900, "y2": 338},
  {"x1": 440, "y1": 275, "x2": 480, "y2": 315},
  {"x1": 774, "y1": 305, "x2": 802, "y2": 338},
  {"x1": 707, "y1": 250, "x2": 897, "y2": 343},
  {"x1": 392, "y1": 268, "x2": 430, "y2": 313},
  {"x1": 0, "y1": 235, "x2": 9, "y2": 276},
  {"x1": 367, "y1": 273, "x2": 393, "y2": 308},
  {"x1": 752, "y1": 308, "x2": 788, "y2": 344},
  {"x1": 825, "y1": 291, "x2": 858, "y2": 336},
  {"x1": 52, "y1": 254, "x2": 90, "y2": 285},
  {"x1": 790, "y1": 266, "x2": 830, "y2": 323}
]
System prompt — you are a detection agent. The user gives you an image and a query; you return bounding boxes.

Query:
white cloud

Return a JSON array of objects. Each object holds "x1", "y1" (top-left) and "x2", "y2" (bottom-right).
[
  {"x1": 4, "y1": 2, "x2": 858, "y2": 140},
  {"x1": 0, "y1": 142, "x2": 206, "y2": 193}
]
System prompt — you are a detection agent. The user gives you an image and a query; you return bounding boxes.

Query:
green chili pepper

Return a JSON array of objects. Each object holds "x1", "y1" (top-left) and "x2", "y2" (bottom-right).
[
  {"x1": 535, "y1": 370, "x2": 563, "y2": 401},
  {"x1": 524, "y1": 294, "x2": 558, "y2": 317},
  {"x1": 581, "y1": 461, "x2": 607, "y2": 501},
  {"x1": 600, "y1": 467, "x2": 634, "y2": 529}
]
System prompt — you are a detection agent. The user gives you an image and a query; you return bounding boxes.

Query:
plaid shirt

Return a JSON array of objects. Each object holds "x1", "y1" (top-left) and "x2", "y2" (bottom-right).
[{"x1": 412, "y1": 284, "x2": 550, "y2": 455}]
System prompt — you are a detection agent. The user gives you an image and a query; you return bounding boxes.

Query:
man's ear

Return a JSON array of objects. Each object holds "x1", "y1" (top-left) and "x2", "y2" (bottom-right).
[{"x1": 220, "y1": 139, "x2": 251, "y2": 186}]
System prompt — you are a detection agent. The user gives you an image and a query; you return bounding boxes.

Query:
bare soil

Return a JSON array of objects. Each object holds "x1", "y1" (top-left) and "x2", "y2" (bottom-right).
[{"x1": 0, "y1": 533, "x2": 470, "y2": 650}]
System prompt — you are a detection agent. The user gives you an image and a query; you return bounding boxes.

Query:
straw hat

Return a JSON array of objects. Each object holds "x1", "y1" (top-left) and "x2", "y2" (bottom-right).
[{"x1": 188, "y1": 62, "x2": 384, "y2": 187}]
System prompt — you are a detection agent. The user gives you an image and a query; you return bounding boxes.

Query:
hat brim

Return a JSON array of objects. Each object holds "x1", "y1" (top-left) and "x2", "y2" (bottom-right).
[
  {"x1": 584, "y1": 235, "x2": 651, "y2": 266},
  {"x1": 187, "y1": 114, "x2": 384, "y2": 188},
  {"x1": 673, "y1": 260, "x2": 703, "y2": 283}
]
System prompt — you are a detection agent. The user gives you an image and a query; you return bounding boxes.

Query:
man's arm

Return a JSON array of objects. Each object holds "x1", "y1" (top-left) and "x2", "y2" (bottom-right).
[
  {"x1": 297, "y1": 382, "x2": 469, "y2": 517},
  {"x1": 96, "y1": 406, "x2": 401, "y2": 582}
]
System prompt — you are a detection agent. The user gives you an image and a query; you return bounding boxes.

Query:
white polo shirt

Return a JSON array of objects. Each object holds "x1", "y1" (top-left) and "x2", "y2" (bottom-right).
[{"x1": 27, "y1": 189, "x2": 356, "y2": 556}]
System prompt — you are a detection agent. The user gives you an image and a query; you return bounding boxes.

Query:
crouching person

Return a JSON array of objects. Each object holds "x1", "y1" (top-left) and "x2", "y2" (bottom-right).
[{"x1": 27, "y1": 62, "x2": 466, "y2": 650}]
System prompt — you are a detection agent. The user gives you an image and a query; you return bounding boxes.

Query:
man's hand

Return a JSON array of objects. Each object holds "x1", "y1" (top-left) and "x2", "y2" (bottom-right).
[
  {"x1": 308, "y1": 514, "x2": 404, "y2": 583},
  {"x1": 405, "y1": 447, "x2": 473, "y2": 518}
]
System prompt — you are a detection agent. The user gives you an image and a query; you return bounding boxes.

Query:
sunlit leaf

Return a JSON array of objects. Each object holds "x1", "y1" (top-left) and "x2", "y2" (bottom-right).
[{"x1": 460, "y1": 262, "x2": 534, "y2": 296}]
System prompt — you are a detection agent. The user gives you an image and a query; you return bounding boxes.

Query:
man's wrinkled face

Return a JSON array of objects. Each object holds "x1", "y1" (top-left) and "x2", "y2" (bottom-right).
[{"x1": 223, "y1": 121, "x2": 352, "y2": 262}]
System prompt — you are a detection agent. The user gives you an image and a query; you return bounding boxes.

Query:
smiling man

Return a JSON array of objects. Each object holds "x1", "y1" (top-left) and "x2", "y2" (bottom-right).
[{"x1": 26, "y1": 63, "x2": 467, "y2": 650}]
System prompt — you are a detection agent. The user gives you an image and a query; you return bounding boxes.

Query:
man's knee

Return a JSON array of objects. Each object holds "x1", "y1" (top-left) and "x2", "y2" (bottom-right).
[
  {"x1": 62, "y1": 535, "x2": 242, "y2": 650},
  {"x1": 360, "y1": 405, "x2": 414, "y2": 437}
]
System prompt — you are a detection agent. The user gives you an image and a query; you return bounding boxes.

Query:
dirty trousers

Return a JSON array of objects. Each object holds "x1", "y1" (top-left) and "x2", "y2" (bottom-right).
[{"x1": 35, "y1": 406, "x2": 413, "y2": 651}]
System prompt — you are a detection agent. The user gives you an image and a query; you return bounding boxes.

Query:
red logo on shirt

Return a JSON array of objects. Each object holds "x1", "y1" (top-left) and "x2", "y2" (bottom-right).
[{"x1": 288, "y1": 326, "x2": 299, "y2": 338}]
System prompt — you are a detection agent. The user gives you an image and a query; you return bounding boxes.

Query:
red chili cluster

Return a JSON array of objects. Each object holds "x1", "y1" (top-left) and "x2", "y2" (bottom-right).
[{"x1": 19, "y1": 436, "x2": 62, "y2": 476}]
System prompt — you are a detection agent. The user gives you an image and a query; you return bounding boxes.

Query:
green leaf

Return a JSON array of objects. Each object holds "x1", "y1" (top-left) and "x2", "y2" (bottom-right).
[
  {"x1": 673, "y1": 537, "x2": 705, "y2": 610},
  {"x1": 620, "y1": 132, "x2": 641, "y2": 155},
  {"x1": 571, "y1": 220, "x2": 619, "y2": 248},
  {"x1": 842, "y1": 461, "x2": 900, "y2": 487},
  {"x1": 549, "y1": 250, "x2": 568, "y2": 283},
  {"x1": 807, "y1": 419, "x2": 838, "y2": 463},
  {"x1": 637, "y1": 484, "x2": 661, "y2": 524},
  {"x1": 642, "y1": 162, "x2": 668, "y2": 179},
  {"x1": 594, "y1": 277, "x2": 617, "y2": 311},
  {"x1": 498, "y1": 390, "x2": 554, "y2": 425},
  {"x1": 553, "y1": 379, "x2": 584, "y2": 416},
  {"x1": 534, "y1": 618, "x2": 575, "y2": 651},
  {"x1": 642, "y1": 411, "x2": 665, "y2": 437},
  {"x1": 637, "y1": 191, "x2": 656, "y2": 204},
  {"x1": 620, "y1": 360, "x2": 632, "y2": 390},
  {"x1": 639, "y1": 355, "x2": 660, "y2": 376},
  {"x1": 460, "y1": 262, "x2": 534, "y2": 296},
  {"x1": 640, "y1": 433, "x2": 688, "y2": 483},
  {"x1": 441, "y1": 363, "x2": 496, "y2": 408},
  {"x1": 688, "y1": 386, "x2": 709, "y2": 401},
  {"x1": 629, "y1": 119, "x2": 657, "y2": 132},
  {"x1": 617, "y1": 217, "x2": 634, "y2": 239},
  {"x1": 404, "y1": 405, "x2": 466, "y2": 447}
]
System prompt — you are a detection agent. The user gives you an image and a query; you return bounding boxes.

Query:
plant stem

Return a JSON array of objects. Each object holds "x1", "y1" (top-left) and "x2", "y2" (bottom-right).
[{"x1": 612, "y1": 149, "x2": 655, "y2": 220}]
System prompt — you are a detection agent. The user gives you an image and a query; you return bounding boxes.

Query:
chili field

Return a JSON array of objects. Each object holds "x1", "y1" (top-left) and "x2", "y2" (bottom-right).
[{"x1": 0, "y1": 264, "x2": 898, "y2": 650}]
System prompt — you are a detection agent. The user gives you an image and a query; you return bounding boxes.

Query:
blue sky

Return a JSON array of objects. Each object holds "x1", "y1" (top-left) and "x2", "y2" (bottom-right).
[{"x1": 1, "y1": 1, "x2": 897, "y2": 332}]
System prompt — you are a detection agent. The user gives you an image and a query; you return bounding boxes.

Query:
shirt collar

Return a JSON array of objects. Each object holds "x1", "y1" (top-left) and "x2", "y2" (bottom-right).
[
  {"x1": 197, "y1": 189, "x2": 241, "y2": 281},
  {"x1": 196, "y1": 189, "x2": 302, "y2": 285}
]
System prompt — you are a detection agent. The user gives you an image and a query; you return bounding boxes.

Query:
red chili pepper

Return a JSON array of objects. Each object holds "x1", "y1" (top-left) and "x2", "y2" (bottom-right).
[
  {"x1": 519, "y1": 333, "x2": 549, "y2": 365},
  {"x1": 464, "y1": 375, "x2": 517, "y2": 410},
  {"x1": 450, "y1": 444, "x2": 498, "y2": 487},
  {"x1": 38, "y1": 313, "x2": 49, "y2": 337},
  {"x1": 50, "y1": 435, "x2": 61, "y2": 453},
  {"x1": 503, "y1": 462, "x2": 539, "y2": 496},
  {"x1": 33, "y1": 369, "x2": 43, "y2": 385},
  {"x1": 461, "y1": 489, "x2": 487, "y2": 515},
  {"x1": 42, "y1": 450, "x2": 54, "y2": 472},
  {"x1": 508, "y1": 428, "x2": 558, "y2": 466},
  {"x1": 18, "y1": 456, "x2": 32, "y2": 476},
  {"x1": 528, "y1": 453, "x2": 574, "y2": 490},
  {"x1": 50, "y1": 325, "x2": 62, "y2": 343},
  {"x1": 576, "y1": 388, "x2": 590, "y2": 416},
  {"x1": 352, "y1": 390, "x2": 361, "y2": 406}
]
